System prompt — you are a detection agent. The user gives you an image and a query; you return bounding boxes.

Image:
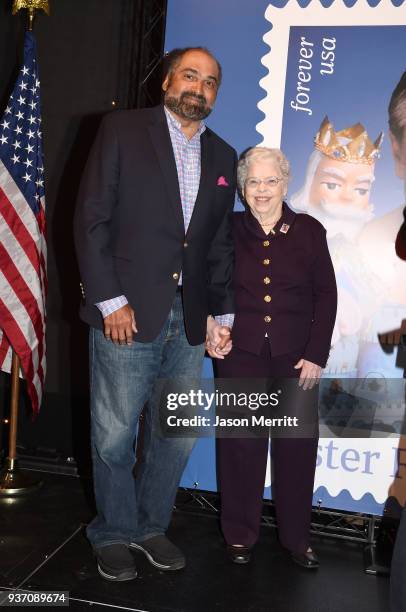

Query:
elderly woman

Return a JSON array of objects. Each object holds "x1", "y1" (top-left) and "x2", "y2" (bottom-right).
[{"x1": 212, "y1": 147, "x2": 337, "y2": 568}]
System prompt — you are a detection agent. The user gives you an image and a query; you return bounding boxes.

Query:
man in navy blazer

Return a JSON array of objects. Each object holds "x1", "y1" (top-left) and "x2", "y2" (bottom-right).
[{"x1": 74, "y1": 47, "x2": 237, "y2": 581}]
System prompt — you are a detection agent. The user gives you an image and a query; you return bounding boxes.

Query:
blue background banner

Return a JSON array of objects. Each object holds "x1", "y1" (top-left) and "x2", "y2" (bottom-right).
[{"x1": 166, "y1": 0, "x2": 406, "y2": 515}]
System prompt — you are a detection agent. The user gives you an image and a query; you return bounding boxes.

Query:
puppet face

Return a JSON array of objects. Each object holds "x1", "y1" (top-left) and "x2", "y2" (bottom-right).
[
  {"x1": 303, "y1": 154, "x2": 375, "y2": 239},
  {"x1": 309, "y1": 155, "x2": 375, "y2": 211}
]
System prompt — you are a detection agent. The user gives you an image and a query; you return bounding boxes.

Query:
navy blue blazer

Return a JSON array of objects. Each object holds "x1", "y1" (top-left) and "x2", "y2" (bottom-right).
[
  {"x1": 230, "y1": 204, "x2": 337, "y2": 367},
  {"x1": 74, "y1": 105, "x2": 237, "y2": 344}
]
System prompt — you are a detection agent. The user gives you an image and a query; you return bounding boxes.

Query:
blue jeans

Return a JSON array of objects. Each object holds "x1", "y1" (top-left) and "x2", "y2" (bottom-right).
[{"x1": 87, "y1": 293, "x2": 205, "y2": 548}]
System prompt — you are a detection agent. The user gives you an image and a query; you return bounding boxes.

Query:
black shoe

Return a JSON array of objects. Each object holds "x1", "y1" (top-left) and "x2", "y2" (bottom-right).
[
  {"x1": 95, "y1": 544, "x2": 137, "y2": 581},
  {"x1": 227, "y1": 545, "x2": 251, "y2": 564},
  {"x1": 129, "y1": 535, "x2": 185, "y2": 571},
  {"x1": 290, "y1": 548, "x2": 319, "y2": 569}
]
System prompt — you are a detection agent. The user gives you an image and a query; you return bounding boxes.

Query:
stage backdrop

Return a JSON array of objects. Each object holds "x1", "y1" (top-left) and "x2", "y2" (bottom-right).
[{"x1": 166, "y1": 0, "x2": 406, "y2": 516}]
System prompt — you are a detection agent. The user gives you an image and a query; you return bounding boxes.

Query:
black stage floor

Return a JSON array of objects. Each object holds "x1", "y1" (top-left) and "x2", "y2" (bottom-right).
[{"x1": 0, "y1": 471, "x2": 390, "y2": 612}]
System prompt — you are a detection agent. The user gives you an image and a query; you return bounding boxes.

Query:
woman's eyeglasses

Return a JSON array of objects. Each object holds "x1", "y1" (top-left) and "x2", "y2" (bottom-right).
[{"x1": 245, "y1": 177, "x2": 284, "y2": 189}]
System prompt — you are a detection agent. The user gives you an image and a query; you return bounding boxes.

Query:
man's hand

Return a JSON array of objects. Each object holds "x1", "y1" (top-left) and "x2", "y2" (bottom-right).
[
  {"x1": 294, "y1": 358, "x2": 322, "y2": 390},
  {"x1": 205, "y1": 316, "x2": 232, "y2": 359},
  {"x1": 104, "y1": 304, "x2": 137, "y2": 345}
]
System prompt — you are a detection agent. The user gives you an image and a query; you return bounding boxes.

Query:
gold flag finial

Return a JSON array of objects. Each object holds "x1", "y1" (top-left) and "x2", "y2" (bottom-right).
[{"x1": 12, "y1": 0, "x2": 50, "y2": 31}]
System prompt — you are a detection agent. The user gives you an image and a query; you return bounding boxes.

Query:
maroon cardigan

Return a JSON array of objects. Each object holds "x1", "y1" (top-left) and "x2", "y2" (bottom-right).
[{"x1": 230, "y1": 204, "x2": 337, "y2": 367}]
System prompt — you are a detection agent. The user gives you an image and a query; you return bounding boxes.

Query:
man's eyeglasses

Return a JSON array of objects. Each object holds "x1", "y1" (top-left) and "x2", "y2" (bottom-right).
[{"x1": 245, "y1": 177, "x2": 284, "y2": 189}]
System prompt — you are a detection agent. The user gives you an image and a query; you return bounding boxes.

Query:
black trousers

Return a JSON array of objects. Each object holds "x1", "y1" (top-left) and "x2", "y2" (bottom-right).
[{"x1": 216, "y1": 339, "x2": 319, "y2": 554}]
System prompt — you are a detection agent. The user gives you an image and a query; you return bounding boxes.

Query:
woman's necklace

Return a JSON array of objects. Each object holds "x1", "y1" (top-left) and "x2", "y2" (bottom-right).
[{"x1": 259, "y1": 214, "x2": 282, "y2": 232}]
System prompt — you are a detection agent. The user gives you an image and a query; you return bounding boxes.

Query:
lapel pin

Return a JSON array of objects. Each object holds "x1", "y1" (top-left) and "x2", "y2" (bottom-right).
[{"x1": 280, "y1": 223, "x2": 290, "y2": 234}]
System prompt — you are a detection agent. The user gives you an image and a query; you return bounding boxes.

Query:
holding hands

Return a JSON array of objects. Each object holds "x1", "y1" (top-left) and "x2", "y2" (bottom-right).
[{"x1": 205, "y1": 316, "x2": 232, "y2": 359}]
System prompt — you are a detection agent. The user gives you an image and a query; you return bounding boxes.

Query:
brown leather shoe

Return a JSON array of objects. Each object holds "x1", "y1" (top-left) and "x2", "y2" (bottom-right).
[{"x1": 227, "y1": 545, "x2": 251, "y2": 564}]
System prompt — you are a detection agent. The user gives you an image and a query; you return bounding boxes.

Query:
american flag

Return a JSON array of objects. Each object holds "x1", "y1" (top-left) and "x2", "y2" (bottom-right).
[{"x1": 0, "y1": 32, "x2": 47, "y2": 415}]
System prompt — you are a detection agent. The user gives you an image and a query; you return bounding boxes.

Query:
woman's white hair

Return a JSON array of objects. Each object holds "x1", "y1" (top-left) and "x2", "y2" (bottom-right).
[{"x1": 237, "y1": 147, "x2": 291, "y2": 192}]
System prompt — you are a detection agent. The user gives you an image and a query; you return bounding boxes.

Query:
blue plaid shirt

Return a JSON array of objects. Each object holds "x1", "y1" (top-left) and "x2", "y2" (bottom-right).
[
  {"x1": 97, "y1": 107, "x2": 234, "y2": 328},
  {"x1": 164, "y1": 106, "x2": 205, "y2": 233}
]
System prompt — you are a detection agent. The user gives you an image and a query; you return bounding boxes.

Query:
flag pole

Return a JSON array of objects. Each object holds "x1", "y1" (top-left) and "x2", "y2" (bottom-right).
[
  {"x1": 0, "y1": 354, "x2": 42, "y2": 495},
  {"x1": 0, "y1": 0, "x2": 50, "y2": 496}
]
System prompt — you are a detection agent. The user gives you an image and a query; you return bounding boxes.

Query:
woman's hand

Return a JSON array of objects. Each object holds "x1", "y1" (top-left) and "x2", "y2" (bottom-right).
[{"x1": 294, "y1": 359, "x2": 322, "y2": 390}]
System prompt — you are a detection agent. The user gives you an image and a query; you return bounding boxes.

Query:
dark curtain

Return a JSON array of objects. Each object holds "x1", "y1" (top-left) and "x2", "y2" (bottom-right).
[{"x1": 0, "y1": 0, "x2": 166, "y2": 471}]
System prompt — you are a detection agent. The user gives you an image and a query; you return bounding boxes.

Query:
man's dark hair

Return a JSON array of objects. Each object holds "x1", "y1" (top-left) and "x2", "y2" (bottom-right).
[
  {"x1": 389, "y1": 71, "x2": 406, "y2": 143},
  {"x1": 163, "y1": 47, "x2": 222, "y2": 87}
]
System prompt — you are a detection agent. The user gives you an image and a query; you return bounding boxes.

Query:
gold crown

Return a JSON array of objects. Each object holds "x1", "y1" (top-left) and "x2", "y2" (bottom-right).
[{"x1": 314, "y1": 116, "x2": 383, "y2": 165}]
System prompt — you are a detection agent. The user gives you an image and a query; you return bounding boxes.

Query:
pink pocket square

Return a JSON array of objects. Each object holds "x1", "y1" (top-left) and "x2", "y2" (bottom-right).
[{"x1": 217, "y1": 176, "x2": 229, "y2": 187}]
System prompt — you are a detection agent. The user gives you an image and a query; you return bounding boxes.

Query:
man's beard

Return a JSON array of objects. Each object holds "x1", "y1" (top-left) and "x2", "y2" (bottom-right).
[
  {"x1": 310, "y1": 200, "x2": 374, "y2": 240},
  {"x1": 165, "y1": 90, "x2": 212, "y2": 121}
]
